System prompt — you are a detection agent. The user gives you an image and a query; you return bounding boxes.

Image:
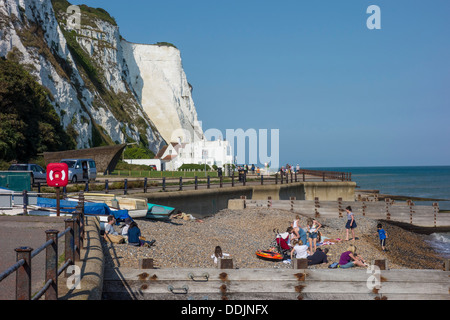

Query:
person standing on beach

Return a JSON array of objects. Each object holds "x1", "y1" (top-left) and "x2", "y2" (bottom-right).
[
  {"x1": 306, "y1": 218, "x2": 322, "y2": 253},
  {"x1": 345, "y1": 206, "x2": 357, "y2": 241},
  {"x1": 376, "y1": 223, "x2": 388, "y2": 251}
]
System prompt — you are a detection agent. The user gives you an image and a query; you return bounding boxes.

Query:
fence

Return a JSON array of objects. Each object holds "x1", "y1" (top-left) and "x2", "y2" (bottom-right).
[
  {"x1": 0, "y1": 195, "x2": 85, "y2": 300},
  {"x1": 32, "y1": 169, "x2": 352, "y2": 196}
]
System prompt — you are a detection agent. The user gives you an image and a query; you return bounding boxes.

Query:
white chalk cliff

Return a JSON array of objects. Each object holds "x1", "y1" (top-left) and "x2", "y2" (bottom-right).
[
  {"x1": 0, "y1": 0, "x2": 203, "y2": 153},
  {"x1": 122, "y1": 41, "x2": 203, "y2": 144}
]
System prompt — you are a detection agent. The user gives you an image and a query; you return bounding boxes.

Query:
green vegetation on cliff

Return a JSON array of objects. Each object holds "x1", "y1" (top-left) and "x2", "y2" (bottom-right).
[{"x1": 0, "y1": 58, "x2": 76, "y2": 162}]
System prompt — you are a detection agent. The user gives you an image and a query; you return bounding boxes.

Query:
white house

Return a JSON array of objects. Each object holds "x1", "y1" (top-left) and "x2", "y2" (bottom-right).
[{"x1": 155, "y1": 139, "x2": 233, "y2": 171}]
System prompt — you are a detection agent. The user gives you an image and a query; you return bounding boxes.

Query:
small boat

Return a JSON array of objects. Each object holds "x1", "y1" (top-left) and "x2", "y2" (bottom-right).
[
  {"x1": 81, "y1": 193, "x2": 176, "y2": 220},
  {"x1": 146, "y1": 203, "x2": 176, "y2": 220},
  {"x1": 255, "y1": 250, "x2": 284, "y2": 261}
]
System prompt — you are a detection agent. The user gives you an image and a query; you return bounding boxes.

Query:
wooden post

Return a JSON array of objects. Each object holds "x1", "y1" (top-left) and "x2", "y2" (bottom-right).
[
  {"x1": 218, "y1": 258, "x2": 233, "y2": 269},
  {"x1": 385, "y1": 198, "x2": 391, "y2": 220},
  {"x1": 293, "y1": 258, "x2": 308, "y2": 269},
  {"x1": 139, "y1": 258, "x2": 154, "y2": 269},
  {"x1": 444, "y1": 259, "x2": 450, "y2": 271},
  {"x1": 372, "y1": 259, "x2": 388, "y2": 271},
  {"x1": 433, "y1": 203, "x2": 439, "y2": 227},
  {"x1": 314, "y1": 197, "x2": 320, "y2": 218}
]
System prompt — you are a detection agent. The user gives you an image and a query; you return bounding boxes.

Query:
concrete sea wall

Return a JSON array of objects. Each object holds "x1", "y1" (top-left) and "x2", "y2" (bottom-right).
[{"x1": 139, "y1": 181, "x2": 356, "y2": 218}]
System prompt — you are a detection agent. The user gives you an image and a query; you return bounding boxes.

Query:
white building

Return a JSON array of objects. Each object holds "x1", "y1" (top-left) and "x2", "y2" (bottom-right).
[{"x1": 155, "y1": 139, "x2": 233, "y2": 171}]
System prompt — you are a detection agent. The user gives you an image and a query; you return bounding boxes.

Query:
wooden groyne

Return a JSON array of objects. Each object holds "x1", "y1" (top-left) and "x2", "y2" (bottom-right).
[
  {"x1": 240, "y1": 198, "x2": 450, "y2": 228},
  {"x1": 102, "y1": 267, "x2": 450, "y2": 300}
]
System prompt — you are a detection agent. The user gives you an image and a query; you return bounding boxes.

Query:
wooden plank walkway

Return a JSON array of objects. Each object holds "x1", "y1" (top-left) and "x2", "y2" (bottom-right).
[
  {"x1": 244, "y1": 199, "x2": 450, "y2": 228},
  {"x1": 102, "y1": 268, "x2": 450, "y2": 300}
]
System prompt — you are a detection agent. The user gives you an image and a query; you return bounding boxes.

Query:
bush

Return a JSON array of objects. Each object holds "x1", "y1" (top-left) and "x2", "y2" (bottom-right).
[{"x1": 178, "y1": 163, "x2": 211, "y2": 171}]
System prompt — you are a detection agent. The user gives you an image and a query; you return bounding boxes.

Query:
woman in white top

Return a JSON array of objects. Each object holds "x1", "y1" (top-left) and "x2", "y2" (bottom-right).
[
  {"x1": 290, "y1": 239, "x2": 309, "y2": 260},
  {"x1": 211, "y1": 246, "x2": 230, "y2": 264}
]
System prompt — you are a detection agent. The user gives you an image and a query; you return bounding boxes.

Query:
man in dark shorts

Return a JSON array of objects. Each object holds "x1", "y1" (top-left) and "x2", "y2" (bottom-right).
[{"x1": 307, "y1": 248, "x2": 329, "y2": 265}]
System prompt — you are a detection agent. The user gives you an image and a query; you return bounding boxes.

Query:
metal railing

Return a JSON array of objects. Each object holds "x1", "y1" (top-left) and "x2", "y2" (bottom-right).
[
  {"x1": 0, "y1": 196, "x2": 85, "y2": 300},
  {"x1": 34, "y1": 169, "x2": 351, "y2": 196}
]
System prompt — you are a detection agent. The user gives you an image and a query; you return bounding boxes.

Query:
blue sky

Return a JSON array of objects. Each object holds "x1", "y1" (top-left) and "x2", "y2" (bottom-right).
[{"x1": 70, "y1": 0, "x2": 450, "y2": 168}]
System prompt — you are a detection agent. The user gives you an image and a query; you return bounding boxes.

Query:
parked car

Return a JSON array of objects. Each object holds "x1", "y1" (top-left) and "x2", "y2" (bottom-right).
[
  {"x1": 8, "y1": 163, "x2": 46, "y2": 185},
  {"x1": 60, "y1": 158, "x2": 97, "y2": 183}
]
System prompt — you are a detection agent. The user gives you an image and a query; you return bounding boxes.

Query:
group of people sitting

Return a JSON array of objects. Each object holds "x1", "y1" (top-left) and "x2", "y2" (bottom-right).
[
  {"x1": 277, "y1": 215, "x2": 368, "y2": 269},
  {"x1": 276, "y1": 216, "x2": 329, "y2": 266},
  {"x1": 104, "y1": 215, "x2": 155, "y2": 247}
]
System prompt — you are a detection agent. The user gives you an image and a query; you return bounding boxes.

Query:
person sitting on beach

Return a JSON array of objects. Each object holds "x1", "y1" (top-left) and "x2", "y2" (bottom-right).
[
  {"x1": 105, "y1": 215, "x2": 119, "y2": 236},
  {"x1": 104, "y1": 215, "x2": 125, "y2": 243},
  {"x1": 211, "y1": 246, "x2": 230, "y2": 264},
  {"x1": 121, "y1": 217, "x2": 132, "y2": 237},
  {"x1": 290, "y1": 239, "x2": 310, "y2": 260},
  {"x1": 127, "y1": 221, "x2": 142, "y2": 246},
  {"x1": 127, "y1": 221, "x2": 156, "y2": 248},
  {"x1": 338, "y1": 244, "x2": 367, "y2": 268},
  {"x1": 307, "y1": 248, "x2": 329, "y2": 265}
]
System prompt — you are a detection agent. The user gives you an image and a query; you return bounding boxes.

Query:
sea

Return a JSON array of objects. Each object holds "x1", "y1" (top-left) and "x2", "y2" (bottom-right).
[{"x1": 306, "y1": 166, "x2": 450, "y2": 259}]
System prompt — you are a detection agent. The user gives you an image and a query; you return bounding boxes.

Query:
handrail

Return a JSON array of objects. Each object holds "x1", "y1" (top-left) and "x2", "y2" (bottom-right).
[
  {"x1": 81, "y1": 169, "x2": 352, "y2": 195},
  {"x1": 0, "y1": 193, "x2": 85, "y2": 300},
  {"x1": 14, "y1": 169, "x2": 351, "y2": 197}
]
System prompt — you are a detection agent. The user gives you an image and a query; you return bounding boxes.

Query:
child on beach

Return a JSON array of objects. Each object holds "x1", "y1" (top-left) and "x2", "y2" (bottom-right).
[
  {"x1": 376, "y1": 223, "x2": 388, "y2": 251},
  {"x1": 291, "y1": 215, "x2": 301, "y2": 240},
  {"x1": 290, "y1": 239, "x2": 310, "y2": 260},
  {"x1": 211, "y1": 246, "x2": 230, "y2": 264},
  {"x1": 345, "y1": 206, "x2": 357, "y2": 241},
  {"x1": 306, "y1": 218, "x2": 322, "y2": 253}
]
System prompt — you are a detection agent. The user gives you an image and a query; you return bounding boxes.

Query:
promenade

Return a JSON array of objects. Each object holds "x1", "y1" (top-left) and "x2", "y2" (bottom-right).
[{"x1": 0, "y1": 216, "x2": 66, "y2": 300}]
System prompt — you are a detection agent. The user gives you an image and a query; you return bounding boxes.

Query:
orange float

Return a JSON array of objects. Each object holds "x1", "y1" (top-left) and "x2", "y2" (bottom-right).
[{"x1": 255, "y1": 250, "x2": 284, "y2": 261}]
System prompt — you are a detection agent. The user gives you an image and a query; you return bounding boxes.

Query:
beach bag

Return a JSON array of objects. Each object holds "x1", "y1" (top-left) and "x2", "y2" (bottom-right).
[
  {"x1": 328, "y1": 262, "x2": 339, "y2": 269},
  {"x1": 104, "y1": 234, "x2": 125, "y2": 244}
]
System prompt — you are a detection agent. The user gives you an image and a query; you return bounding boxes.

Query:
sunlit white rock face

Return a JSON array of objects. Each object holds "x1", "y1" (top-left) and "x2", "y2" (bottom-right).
[
  {"x1": 0, "y1": 0, "x2": 202, "y2": 152},
  {"x1": 122, "y1": 41, "x2": 203, "y2": 144}
]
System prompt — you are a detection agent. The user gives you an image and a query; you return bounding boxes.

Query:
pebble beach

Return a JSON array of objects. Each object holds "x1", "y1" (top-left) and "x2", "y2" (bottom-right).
[{"x1": 102, "y1": 208, "x2": 445, "y2": 270}]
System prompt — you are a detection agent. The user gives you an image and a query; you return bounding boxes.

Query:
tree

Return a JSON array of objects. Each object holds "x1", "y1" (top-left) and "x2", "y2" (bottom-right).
[{"x1": 0, "y1": 57, "x2": 76, "y2": 162}]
